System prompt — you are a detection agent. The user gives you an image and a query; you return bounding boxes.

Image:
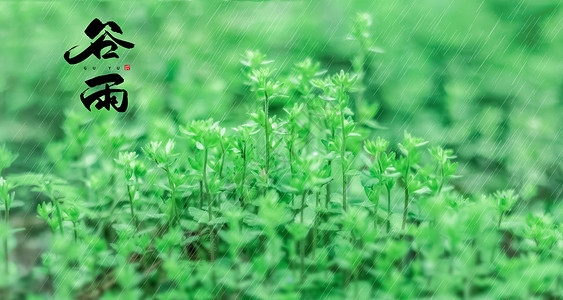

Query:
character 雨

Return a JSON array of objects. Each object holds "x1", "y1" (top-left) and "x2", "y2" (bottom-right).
[{"x1": 80, "y1": 73, "x2": 128, "y2": 112}]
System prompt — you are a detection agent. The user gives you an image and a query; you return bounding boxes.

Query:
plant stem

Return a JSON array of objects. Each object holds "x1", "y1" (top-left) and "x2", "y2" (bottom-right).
[
  {"x1": 288, "y1": 142, "x2": 296, "y2": 208},
  {"x1": 166, "y1": 167, "x2": 178, "y2": 226},
  {"x1": 325, "y1": 169, "x2": 331, "y2": 208},
  {"x1": 126, "y1": 185, "x2": 137, "y2": 229},
  {"x1": 402, "y1": 159, "x2": 410, "y2": 230},
  {"x1": 437, "y1": 165, "x2": 444, "y2": 195},
  {"x1": 202, "y1": 147, "x2": 216, "y2": 285},
  {"x1": 340, "y1": 104, "x2": 347, "y2": 212},
  {"x1": 199, "y1": 180, "x2": 203, "y2": 209},
  {"x1": 386, "y1": 186, "x2": 391, "y2": 233},
  {"x1": 46, "y1": 184, "x2": 64, "y2": 234},
  {"x1": 300, "y1": 192, "x2": 306, "y2": 285},
  {"x1": 54, "y1": 199, "x2": 64, "y2": 235},
  {"x1": 210, "y1": 224, "x2": 216, "y2": 286},
  {"x1": 402, "y1": 185, "x2": 409, "y2": 230},
  {"x1": 325, "y1": 181, "x2": 331, "y2": 209},
  {"x1": 264, "y1": 90, "x2": 271, "y2": 177},
  {"x1": 219, "y1": 139, "x2": 225, "y2": 178},
  {"x1": 325, "y1": 129, "x2": 335, "y2": 209},
  {"x1": 498, "y1": 212, "x2": 503, "y2": 229},
  {"x1": 307, "y1": 108, "x2": 313, "y2": 144},
  {"x1": 371, "y1": 187, "x2": 378, "y2": 231},
  {"x1": 73, "y1": 221, "x2": 78, "y2": 242},
  {"x1": 300, "y1": 237, "x2": 305, "y2": 285},
  {"x1": 209, "y1": 217, "x2": 215, "y2": 263},
  {"x1": 4, "y1": 201, "x2": 9, "y2": 275},
  {"x1": 313, "y1": 191, "x2": 319, "y2": 258},
  {"x1": 203, "y1": 148, "x2": 211, "y2": 206},
  {"x1": 301, "y1": 192, "x2": 306, "y2": 223},
  {"x1": 288, "y1": 143, "x2": 295, "y2": 175},
  {"x1": 240, "y1": 147, "x2": 247, "y2": 207}
]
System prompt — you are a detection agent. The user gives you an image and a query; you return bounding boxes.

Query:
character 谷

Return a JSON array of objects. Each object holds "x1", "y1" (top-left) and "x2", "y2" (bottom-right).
[{"x1": 64, "y1": 18, "x2": 135, "y2": 65}]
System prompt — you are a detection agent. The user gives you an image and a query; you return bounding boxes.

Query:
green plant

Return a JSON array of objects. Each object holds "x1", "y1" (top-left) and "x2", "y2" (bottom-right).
[
  {"x1": 0, "y1": 146, "x2": 17, "y2": 277},
  {"x1": 313, "y1": 71, "x2": 359, "y2": 212},
  {"x1": 4, "y1": 65, "x2": 561, "y2": 298},
  {"x1": 1, "y1": 8, "x2": 562, "y2": 299},
  {"x1": 364, "y1": 137, "x2": 398, "y2": 232},
  {"x1": 348, "y1": 13, "x2": 382, "y2": 124},
  {"x1": 144, "y1": 139, "x2": 182, "y2": 226},
  {"x1": 428, "y1": 147, "x2": 458, "y2": 195},
  {"x1": 35, "y1": 177, "x2": 67, "y2": 235},
  {"x1": 0, "y1": 178, "x2": 14, "y2": 276},
  {"x1": 232, "y1": 124, "x2": 258, "y2": 207},
  {"x1": 115, "y1": 152, "x2": 145, "y2": 229},
  {"x1": 244, "y1": 52, "x2": 286, "y2": 182},
  {"x1": 396, "y1": 131, "x2": 428, "y2": 230},
  {"x1": 494, "y1": 189, "x2": 518, "y2": 228}
]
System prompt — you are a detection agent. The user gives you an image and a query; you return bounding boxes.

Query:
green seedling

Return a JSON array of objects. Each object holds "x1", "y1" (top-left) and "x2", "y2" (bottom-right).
[
  {"x1": 493, "y1": 189, "x2": 518, "y2": 228},
  {"x1": 396, "y1": 131, "x2": 428, "y2": 230},
  {"x1": 144, "y1": 139, "x2": 182, "y2": 226}
]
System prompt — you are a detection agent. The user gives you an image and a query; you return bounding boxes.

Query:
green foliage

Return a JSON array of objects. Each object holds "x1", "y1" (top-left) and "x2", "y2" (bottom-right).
[
  {"x1": 2, "y1": 52, "x2": 560, "y2": 298},
  {"x1": 0, "y1": 146, "x2": 17, "y2": 178},
  {"x1": 0, "y1": 4, "x2": 562, "y2": 299},
  {"x1": 493, "y1": 189, "x2": 519, "y2": 228}
]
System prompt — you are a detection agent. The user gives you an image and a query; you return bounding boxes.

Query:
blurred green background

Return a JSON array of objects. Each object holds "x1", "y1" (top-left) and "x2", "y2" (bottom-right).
[{"x1": 1, "y1": 0, "x2": 561, "y2": 205}]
